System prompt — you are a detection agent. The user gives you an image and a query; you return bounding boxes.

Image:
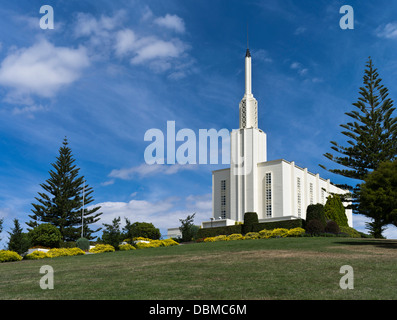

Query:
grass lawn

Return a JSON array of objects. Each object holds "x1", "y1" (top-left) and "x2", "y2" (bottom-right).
[{"x1": 1, "y1": 237, "x2": 397, "y2": 300}]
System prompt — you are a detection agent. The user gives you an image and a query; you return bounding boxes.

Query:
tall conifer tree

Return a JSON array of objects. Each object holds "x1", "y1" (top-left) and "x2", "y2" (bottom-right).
[
  {"x1": 321, "y1": 57, "x2": 397, "y2": 233},
  {"x1": 27, "y1": 138, "x2": 102, "y2": 241}
]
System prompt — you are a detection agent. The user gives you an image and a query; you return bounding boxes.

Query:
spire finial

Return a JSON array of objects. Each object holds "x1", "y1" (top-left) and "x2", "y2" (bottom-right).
[{"x1": 245, "y1": 23, "x2": 251, "y2": 57}]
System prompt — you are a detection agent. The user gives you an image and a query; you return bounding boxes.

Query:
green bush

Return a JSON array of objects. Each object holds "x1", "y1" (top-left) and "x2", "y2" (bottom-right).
[
  {"x1": 76, "y1": 237, "x2": 90, "y2": 251},
  {"x1": 125, "y1": 222, "x2": 161, "y2": 240},
  {"x1": 243, "y1": 212, "x2": 259, "y2": 234},
  {"x1": 196, "y1": 225, "x2": 243, "y2": 238},
  {"x1": 28, "y1": 223, "x2": 62, "y2": 248},
  {"x1": 324, "y1": 195, "x2": 349, "y2": 227},
  {"x1": 325, "y1": 221, "x2": 340, "y2": 234},
  {"x1": 252, "y1": 219, "x2": 303, "y2": 232},
  {"x1": 339, "y1": 226, "x2": 361, "y2": 238},
  {"x1": 306, "y1": 219, "x2": 325, "y2": 235},
  {"x1": 306, "y1": 204, "x2": 326, "y2": 226}
]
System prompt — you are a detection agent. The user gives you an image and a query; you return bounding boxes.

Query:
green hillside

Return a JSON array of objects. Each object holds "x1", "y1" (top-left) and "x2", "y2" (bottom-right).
[{"x1": 1, "y1": 237, "x2": 397, "y2": 300}]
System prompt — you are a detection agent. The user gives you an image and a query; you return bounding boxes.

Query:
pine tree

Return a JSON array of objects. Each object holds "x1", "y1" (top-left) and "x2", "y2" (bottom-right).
[
  {"x1": 322, "y1": 57, "x2": 397, "y2": 181},
  {"x1": 321, "y1": 57, "x2": 397, "y2": 209},
  {"x1": 27, "y1": 138, "x2": 102, "y2": 241},
  {"x1": 7, "y1": 219, "x2": 31, "y2": 255}
]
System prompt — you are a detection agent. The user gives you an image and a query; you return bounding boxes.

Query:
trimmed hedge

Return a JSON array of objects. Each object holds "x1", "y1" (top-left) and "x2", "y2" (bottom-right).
[
  {"x1": 197, "y1": 219, "x2": 303, "y2": 238},
  {"x1": 196, "y1": 225, "x2": 242, "y2": 239},
  {"x1": 251, "y1": 219, "x2": 303, "y2": 232}
]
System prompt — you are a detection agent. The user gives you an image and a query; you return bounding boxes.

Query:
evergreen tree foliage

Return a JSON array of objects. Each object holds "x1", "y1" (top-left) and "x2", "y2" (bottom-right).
[
  {"x1": 324, "y1": 194, "x2": 348, "y2": 227},
  {"x1": 322, "y1": 57, "x2": 397, "y2": 182},
  {"x1": 101, "y1": 217, "x2": 123, "y2": 248},
  {"x1": 356, "y1": 160, "x2": 397, "y2": 238},
  {"x1": 179, "y1": 213, "x2": 196, "y2": 242},
  {"x1": 7, "y1": 219, "x2": 31, "y2": 255},
  {"x1": 321, "y1": 57, "x2": 397, "y2": 233},
  {"x1": 27, "y1": 138, "x2": 102, "y2": 241}
]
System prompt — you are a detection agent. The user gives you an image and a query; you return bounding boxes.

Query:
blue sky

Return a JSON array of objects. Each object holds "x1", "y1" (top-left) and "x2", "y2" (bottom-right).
[{"x1": 1, "y1": 0, "x2": 397, "y2": 246}]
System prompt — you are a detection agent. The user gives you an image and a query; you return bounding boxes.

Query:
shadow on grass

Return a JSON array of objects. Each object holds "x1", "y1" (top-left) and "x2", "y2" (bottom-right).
[{"x1": 335, "y1": 238, "x2": 397, "y2": 250}]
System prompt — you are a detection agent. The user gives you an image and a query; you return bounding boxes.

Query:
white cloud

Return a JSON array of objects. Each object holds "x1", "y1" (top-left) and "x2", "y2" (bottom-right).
[
  {"x1": 154, "y1": 14, "x2": 186, "y2": 33},
  {"x1": 376, "y1": 22, "x2": 397, "y2": 39},
  {"x1": 130, "y1": 38, "x2": 187, "y2": 65},
  {"x1": 0, "y1": 39, "x2": 89, "y2": 99},
  {"x1": 73, "y1": 10, "x2": 193, "y2": 78},
  {"x1": 114, "y1": 29, "x2": 136, "y2": 56},
  {"x1": 109, "y1": 163, "x2": 197, "y2": 180}
]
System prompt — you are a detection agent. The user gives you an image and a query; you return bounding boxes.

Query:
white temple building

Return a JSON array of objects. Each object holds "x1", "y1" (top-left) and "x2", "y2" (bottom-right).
[{"x1": 205, "y1": 48, "x2": 353, "y2": 229}]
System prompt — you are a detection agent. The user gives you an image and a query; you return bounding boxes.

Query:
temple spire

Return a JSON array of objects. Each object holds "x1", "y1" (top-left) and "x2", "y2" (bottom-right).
[{"x1": 239, "y1": 46, "x2": 258, "y2": 129}]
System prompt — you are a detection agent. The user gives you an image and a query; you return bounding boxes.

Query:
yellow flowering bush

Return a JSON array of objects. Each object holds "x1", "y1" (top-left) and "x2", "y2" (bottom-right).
[
  {"x1": 244, "y1": 232, "x2": 260, "y2": 240},
  {"x1": 270, "y1": 228, "x2": 289, "y2": 238},
  {"x1": 133, "y1": 237, "x2": 152, "y2": 242},
  {"x1": 134, "y1": 238, "x2": 179, "y2": 249},
  {"x1": 119, "y1": 243, "x2": 136, "y2": 251},
  {"x1": 0, "y1": 250, "x2": 22, "y2": 262},
  {"x1": 259, "y1": 229, "x2": 273, "y2": 239},
  {"x1": 203, "y1": 237, "x2": 215, "y2": 242},
  {"x1": 227, "y1": 233, "x2": 244, "y2": 241},
  {"x1": 47, "y1": 248, "x2": 85, "y2": 258},
  {"x1": 161, "y1": 238, "x2": 179, "y2": 247},
  {"x1": 25, "y1": 250, "x2": 50, "y2": 260},
  {"x1": 89, "y1": 244, "x2": 115, "y2": 253},
  {"x1": 287, "y1": 227, "x2": 305, "y2": 237},
  {"x1": 214, "y1": 235, "x2": 228, "y2": 241}
]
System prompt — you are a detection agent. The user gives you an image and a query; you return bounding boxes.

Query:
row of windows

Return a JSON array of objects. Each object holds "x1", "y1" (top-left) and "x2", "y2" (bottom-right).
[
  {"x1": 221, "y1": 180, "x2": 226, "y2": 219},
  {"x1": 265, "y1": 173, "x2": 272, "y2": 218}
]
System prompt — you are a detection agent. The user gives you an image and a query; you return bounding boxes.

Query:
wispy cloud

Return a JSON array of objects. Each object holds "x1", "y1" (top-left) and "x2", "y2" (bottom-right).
[
  {"x1": 108, "y1": 163, "x2": 198, "y2": 180},
  {"x1": 154, "y1": 14, "x2": 186, "y2": 33},
  {"x1": 376, "y1": 22, "x2": 397, "y2": 39}
]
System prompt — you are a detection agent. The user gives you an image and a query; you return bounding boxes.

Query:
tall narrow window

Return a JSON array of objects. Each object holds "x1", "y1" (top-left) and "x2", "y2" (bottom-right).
[
  {"x1": 221, "y1": 180, "x2": 226, "y2": 219},
  {"x1": 265, "y1": 173, "x2": 272, "y2": 217},
  {"x1": 309, "y1": 183, "x2": 313, "y2": 205},
  {"x1": 297, "y1": 177, "x2": 301, "y2": 217}
]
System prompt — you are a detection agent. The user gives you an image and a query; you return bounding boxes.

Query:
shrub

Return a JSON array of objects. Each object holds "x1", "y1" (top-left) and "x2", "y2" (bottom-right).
[
  {"x1": 25, "y1": 250, "x2": 49, "y2": 260},
  {"x1": 204, "y1": 237, "x2": 215, "y2": 242},
  {"x1": 243, "y1": 212, "x2": 259, "y2": 234},
  {"x1": 119, "y1": 243, "x2": 136, "y2": 251},
  {"x1": 324, "y1": 195, "x2": 349, "y2": 227},
  {"x1": 47, "y1": 248, "x2": 85, "y2": 258},
  {"x1": 89, "y1": 244, "x2": 115, "y2": 253},
  {"x1": 306, "y1": 204, "x2": 326, "y2": 226},
  {"x1": 214, "y1": 235, "x2": 228, "y2": 241},
  {"x1": 270, "y1": 228, "x2": 289, "y2": 238},
  {"x1": 28, "y1": 223, "x2": 62, "y2": 248},
  {"x1": 306, "y1": 219, "x2": 325, "y2": 235},
  {"x1": 126, "y1": 222, "x2": 161, "y2": 240},
  {"x1": 76, "y1": 237, "x2": 90, "y2": 251},
  {"x1": 287, "y1": 227, "x2": 306, "y2": 237},
  {"x1": 325, "y1": 221, "x2": 340, "y2": 234},
  {"x1": 259, "y1": 229, "x2": 273, "y2": 239},
  {"x1": 161, "y1": 238, "x2": 179, "y2": 247},
  {"x1": 339, "y1": 226, "x2": 361, "y2": 238},
  {"x1": 227, "y1": 233, "x2": 244, "y2": 241},
  {"x1": 0, "y1": 250, "x2": 22, "y2": 263},
  {"x1": 244, "y1": 232, "x2": 260, "y2": 240}
]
